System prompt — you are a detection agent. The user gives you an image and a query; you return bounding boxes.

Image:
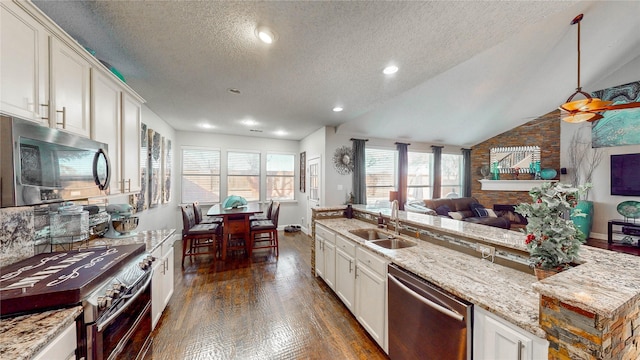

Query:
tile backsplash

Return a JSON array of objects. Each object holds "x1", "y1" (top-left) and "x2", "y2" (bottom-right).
[{"x1": 0, "y1": 206, "x2": 35, "y2": 267}]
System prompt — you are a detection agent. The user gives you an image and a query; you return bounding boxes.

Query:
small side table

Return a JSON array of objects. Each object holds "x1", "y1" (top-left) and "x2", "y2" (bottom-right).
[{"x1": 608, "y1": 219, "x2": 640, "y2": 246}]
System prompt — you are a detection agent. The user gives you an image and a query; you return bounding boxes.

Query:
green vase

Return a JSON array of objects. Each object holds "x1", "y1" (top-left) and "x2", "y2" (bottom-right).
[{"x1": 571, "y1": 200, "x2": 594, "y2": 239}]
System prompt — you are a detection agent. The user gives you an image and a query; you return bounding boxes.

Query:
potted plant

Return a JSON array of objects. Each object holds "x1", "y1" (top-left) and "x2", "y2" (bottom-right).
[{"x1": 515, "y1": 182, "x2": 588, "y2": 279}]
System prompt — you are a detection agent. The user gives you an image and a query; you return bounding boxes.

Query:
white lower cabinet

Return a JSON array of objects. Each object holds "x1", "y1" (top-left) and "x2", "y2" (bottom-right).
[
  {"x1": 33, "y1": 321, "x2": 76, "y2": 360},
  {"x1": 474, "y1": 306, "x2": 548, "y2": 360},
  {"x1": 151, "y1": 239, "x2": 175, "y2": 329},
  {"x1": 355, "y1": 246, "x2": 389, "y2": 352},
  {"x1": 314, "y1": 224, "x2": 336, "y2": 290},
  {"x1": 329, "y1": 230, "x2": 388, "y2": 353},
  {"x1": 335, "y1": 235, "x2": 356, "y2": 312}
]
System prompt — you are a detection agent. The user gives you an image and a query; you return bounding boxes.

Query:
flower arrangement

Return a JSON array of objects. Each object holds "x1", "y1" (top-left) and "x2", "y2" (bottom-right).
[{"x1": 515, "y1": 182, "x2": 588, "y2": 271}]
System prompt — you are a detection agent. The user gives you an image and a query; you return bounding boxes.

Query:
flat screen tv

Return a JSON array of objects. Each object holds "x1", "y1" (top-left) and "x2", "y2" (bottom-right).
[{"x1": 611, "y1": 153, "x2": 640, "y2": 196}]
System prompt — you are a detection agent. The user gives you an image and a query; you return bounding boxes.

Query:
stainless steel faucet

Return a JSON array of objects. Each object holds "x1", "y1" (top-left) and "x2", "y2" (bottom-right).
[{"x1": 391, "y1": 200, "x2": 401, "y2": 235}]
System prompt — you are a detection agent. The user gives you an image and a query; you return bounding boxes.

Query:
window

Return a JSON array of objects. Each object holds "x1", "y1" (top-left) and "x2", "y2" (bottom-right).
[
  {"x1": 181, "y1": 147, "x2": 220, "y2": 204},
  {"x1": 365, "y1": 148, "x2": 397, "y2": 206},
  {"x1": 441, "y1": 154, "x2": 463, "y2": 197},
  {"x1": 227, "y1": 151, "x2": 260, "y2": 201},
  {"x1": 266, "y1": 153, "x2": 295, "y2": 200},
  {"x1": 408, "y1": 151, "x2": 432, "y2": 200}
]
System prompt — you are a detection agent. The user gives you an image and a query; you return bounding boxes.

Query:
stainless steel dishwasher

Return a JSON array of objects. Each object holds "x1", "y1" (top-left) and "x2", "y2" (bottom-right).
[{"x1": 388, "y1": 264, "x2": 473, "y2": 360}]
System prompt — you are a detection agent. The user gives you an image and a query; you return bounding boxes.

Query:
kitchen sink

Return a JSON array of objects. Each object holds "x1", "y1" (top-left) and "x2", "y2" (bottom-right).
[
  {"x1": 349, "y1": 229, "x2": 417, "y2": 249},
  {"x1": 349, "y1": 229, "x2": 391, "y2": 240},
  {"x1": 370, "y1": 238, "x2": 417, "y2": 249}
]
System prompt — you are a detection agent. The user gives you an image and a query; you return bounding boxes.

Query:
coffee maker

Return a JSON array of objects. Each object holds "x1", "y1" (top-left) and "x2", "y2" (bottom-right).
[{"x1": 104, "y1": 204, "x2": 139, "y2": 238}]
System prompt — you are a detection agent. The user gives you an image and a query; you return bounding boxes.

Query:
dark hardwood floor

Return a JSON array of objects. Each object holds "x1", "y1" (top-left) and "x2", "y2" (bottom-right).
[
  {"x1": 586, "y1": 238, "x2": 640, "y2": 256},
  {"x1": 145, "y1": 231, "x2": 388, "y2": 360}
]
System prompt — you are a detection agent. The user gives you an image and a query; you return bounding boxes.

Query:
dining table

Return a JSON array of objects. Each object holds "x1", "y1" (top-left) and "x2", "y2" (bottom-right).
[{"x1": 207, "y1": 202, "x2": 263, "y2": 260}]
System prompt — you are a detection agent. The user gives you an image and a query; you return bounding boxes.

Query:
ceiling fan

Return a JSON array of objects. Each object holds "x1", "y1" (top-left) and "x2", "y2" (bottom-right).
[{"x1": 560, "y1": 14, "x2": 640, "y2": 123}]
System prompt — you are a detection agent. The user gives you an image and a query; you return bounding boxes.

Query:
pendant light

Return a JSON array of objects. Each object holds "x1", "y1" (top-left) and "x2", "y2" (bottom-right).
[{"x1": 559, "y1": 14, "x2": 640, "y2": 123}]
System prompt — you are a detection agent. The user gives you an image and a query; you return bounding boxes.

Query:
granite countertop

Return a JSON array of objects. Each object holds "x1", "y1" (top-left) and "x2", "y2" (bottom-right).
[
  {"x1": 0, "y1": 229, "x2": 177, "y2": 360},
  {"x1": 0, "y1": 306, "x2": 82, "y2": 360},
  {"x1": 319, "y1": 206, "x2": 640, "y2": 335},
  {"x1": 316, "y1": 218, "x2": 545, "y2": 338},
  {"x1": 85, "y1": 228, "x2": 177, "y2": 253}
]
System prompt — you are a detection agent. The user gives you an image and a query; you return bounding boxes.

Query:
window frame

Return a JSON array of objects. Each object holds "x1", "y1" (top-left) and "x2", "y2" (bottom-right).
[
  {"x1": 365, "y1": 147, "x2": 398, "y2": 206},
  {"x1": 180, "y1": 146, "x2": 221, "y2": 205},
  {"x1": 407, "y1": 150, "x2": 433, "y2": 201},
  {"x1": 265, "y1": 152, "x2": 296, "y2": 201},
  {"x1": 226, "y1": 150, "x2": 261, "y2": 202}
]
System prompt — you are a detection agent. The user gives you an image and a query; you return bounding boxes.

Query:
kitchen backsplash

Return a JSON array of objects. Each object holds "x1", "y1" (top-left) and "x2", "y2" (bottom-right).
[{"x1": 0, "y1": 206, "x2": 35, "y2": 267}]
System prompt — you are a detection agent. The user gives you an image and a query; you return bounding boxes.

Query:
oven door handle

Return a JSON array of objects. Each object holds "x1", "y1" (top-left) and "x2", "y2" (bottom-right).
[
  {"x1": 97, "y1": 271, "x2": 153, "y2": 332},
  {"x1": 388, "y1": 273, "x2": 464, "y2": 322}
]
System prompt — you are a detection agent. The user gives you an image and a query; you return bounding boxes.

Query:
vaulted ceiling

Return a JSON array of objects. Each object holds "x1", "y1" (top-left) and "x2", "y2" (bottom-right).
[{"x1": 34, "y1": 1, "x2": 640, "y2": 146}]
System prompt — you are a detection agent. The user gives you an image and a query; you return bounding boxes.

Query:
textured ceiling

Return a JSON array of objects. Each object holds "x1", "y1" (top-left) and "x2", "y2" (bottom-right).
[{"x1": 33, "y1": 1, "x2": 640, "y2": 146}]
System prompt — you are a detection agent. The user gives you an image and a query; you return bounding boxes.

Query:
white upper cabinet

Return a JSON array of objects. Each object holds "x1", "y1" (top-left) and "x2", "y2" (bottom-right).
[
  {"x1": 91, "y1": 69, "x2": 121, "y2": 195},
  {"x1": 50, "y1": 36, "x2": 91, "y2": 137},
  {"x1": 121, "y1": 92, "x2": 142, "y2": 193},
  {"x1": 0, "y1": 1, "x2": 49, "y2": 123}
]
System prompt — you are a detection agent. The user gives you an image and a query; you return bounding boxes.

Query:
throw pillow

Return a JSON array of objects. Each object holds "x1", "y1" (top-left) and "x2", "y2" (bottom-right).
[
  {"x1": 473, "y1": 206, "x2": 490, "y2": 217},
  {"x1": 485, "y1": 209, "x2": 498, "y2": 218},
  {"x1": 435, "y1": 205, "x2": 452, "y2": 217},
  {"x1": 448, "y1": 211, "x2": 467, "y2": 220}
]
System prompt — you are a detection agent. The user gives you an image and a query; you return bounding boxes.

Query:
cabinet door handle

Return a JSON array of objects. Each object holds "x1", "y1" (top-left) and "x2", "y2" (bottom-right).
[
  {"x1": 349, "y1": 259, "x2": 352, "y2": 273},
  {"x1": 56, "y1": 106, "x2": 66, "y2": 127},
  {"x1": 127, "y1": 179, "x2": 131, "y2": 192},
  {"x1": 517, "y1": 340, "x2": 523, "y2": 360},
  {"x1": 40, "y1": 103, "x2": 49, "y2": 120}
]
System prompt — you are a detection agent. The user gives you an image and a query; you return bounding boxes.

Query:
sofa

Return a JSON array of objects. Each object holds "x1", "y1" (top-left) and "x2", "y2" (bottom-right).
[{"x1": 415, "y1": 197, "x2": 511, "y2": 229}]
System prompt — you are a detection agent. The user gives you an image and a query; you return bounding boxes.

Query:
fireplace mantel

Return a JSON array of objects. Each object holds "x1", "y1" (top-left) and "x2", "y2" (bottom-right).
[{"x1": 478, "y1": 179, "x2": 555, "y2": 191}]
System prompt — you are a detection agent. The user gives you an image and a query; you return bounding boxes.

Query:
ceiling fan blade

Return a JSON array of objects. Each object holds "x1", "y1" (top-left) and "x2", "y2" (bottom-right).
[{"x1": 600, "y1": 102, "x2": 640, "y2": 111}]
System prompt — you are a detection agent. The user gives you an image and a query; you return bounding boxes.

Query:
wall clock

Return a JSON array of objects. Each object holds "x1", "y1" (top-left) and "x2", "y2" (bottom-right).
[{"x1": 333, "y1": 146, "x2": 354, "y2": 175}]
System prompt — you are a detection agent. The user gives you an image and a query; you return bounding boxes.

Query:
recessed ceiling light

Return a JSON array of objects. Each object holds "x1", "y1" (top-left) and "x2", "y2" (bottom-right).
[
  {"x1": 255, "y1": 26, "x2": 277, "y2": 44},
  {"x1": 333, "y1": 106, "x2": 344, "y2": 112},
  {"x1": 200, "y1": 123, "x2": 215, "y2": 129},
  {"x1": 227, "y1": 88, "x2": 241, "y2": 95},
  {"x1": 383, "y1": 65, "x2": 399, "y2": 75},
  {"x1": 241, "y1": 119, "x2": 258, "y2": 126},
  {"x1": 274, "y1": 130, "x2": 287, "y2": 136}
]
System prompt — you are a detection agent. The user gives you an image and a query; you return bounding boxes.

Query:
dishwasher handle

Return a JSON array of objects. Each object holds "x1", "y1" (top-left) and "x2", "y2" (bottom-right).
[{"x1": 388, "y1": 273, "x2": 465, "y2": 322}]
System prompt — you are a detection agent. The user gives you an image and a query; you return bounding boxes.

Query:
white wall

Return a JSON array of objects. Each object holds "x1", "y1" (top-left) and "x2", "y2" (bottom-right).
[
  {"x1": 174, "y1": 131, "x2": 300, "y2": 228},
  {"x1": 108, "y1": 105, "x2": 178, "y2": 232}
]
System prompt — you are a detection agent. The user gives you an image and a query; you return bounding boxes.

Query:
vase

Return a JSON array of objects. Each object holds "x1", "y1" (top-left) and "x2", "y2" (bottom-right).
[
  {"x1": 534, "y1": 267, "x2": 561, "y2": 280},
  {"x1": 571, "y1": 200, "x2": 594, "y2": 239}
]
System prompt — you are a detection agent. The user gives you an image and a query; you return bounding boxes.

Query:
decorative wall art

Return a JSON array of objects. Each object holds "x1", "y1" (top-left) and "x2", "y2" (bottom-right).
[
  {"x1": 591, "y1": 81, "x2": 640, "y2": 148},
  {"x1": 163, "y1": 138, "x2": 172, "y2": 203},
  {"x1": 148, "y1": 128, "x2": 162, "y2": 208},
  {"x1": 300, "y1": 151, "x2": 306, "y2": 192},
  {"x1": 131, "y1": 123, "x2": 149, "y2": 212},
  {"x1": 333, "y1": 146, "x2": 354, "y2": 175}
]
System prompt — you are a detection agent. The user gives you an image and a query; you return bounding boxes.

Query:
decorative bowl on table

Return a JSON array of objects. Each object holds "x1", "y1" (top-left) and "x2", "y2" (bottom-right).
[
  {"x1": 540, "y1": 168, "x2": 557, "y2": 180},
  {"x1": 222, "y1": 195, "x2": 247, "y2": 209},
  {"x1": 617, "y1": 201, "x2": 640, "y2": 219}
]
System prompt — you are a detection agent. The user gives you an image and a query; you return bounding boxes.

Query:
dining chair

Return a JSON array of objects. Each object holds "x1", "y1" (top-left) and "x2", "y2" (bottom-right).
[
  {"x1": 193, "y1": 201, "x2": 223, "y2": 224},
  {"x1": 248, "y1": 202, "x2": 280, "y2": 257},
  {"x1": 249, "y1": 200, "x2": 273, "y2": 221},
  {"x1": 180, "y1": 204, "x2": 222, "y2": 266}
]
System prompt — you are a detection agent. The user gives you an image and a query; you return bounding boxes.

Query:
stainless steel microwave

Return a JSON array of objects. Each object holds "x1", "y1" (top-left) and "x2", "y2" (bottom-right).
[{"x1": 1, "y1": 115, "x2": 111, "y2": 207}]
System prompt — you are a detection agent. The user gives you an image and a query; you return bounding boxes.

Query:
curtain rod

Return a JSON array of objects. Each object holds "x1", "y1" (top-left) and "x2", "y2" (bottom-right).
[
  {"x1": 350, "y1": 138, "x2": 369, "y2": 141},
  {"x1": 395, "y1": 142, "x2": 411, "y2": 146}
]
